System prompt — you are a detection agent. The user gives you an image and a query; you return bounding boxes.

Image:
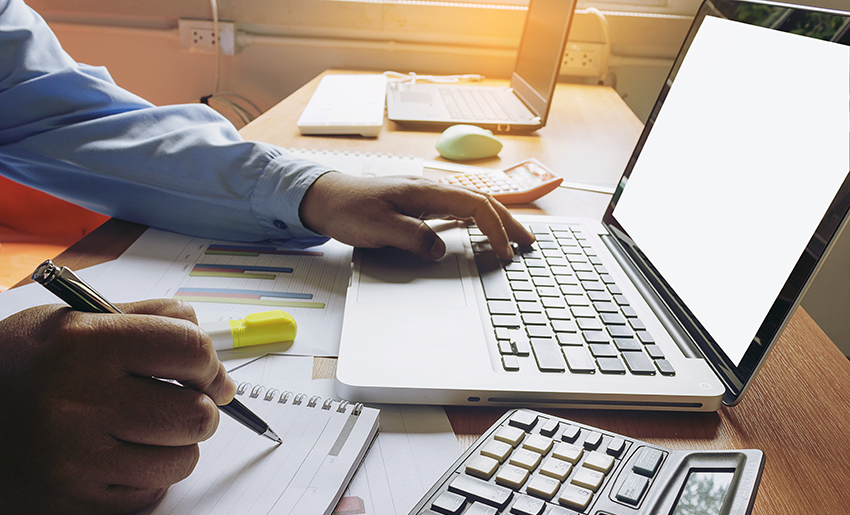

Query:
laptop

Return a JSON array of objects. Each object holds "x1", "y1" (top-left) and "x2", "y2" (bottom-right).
[
  {"x1": 337, "y1": 0, "x2": 850, "y2": 411},
  {"x1": 385, "y1": 0, "x2": 577, "y2": 133}
]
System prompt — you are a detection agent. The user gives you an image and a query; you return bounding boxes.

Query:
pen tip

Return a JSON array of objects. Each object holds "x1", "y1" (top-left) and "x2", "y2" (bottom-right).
[{"x1": 264, "y1": 428, "x2": 283, "y2": 444}]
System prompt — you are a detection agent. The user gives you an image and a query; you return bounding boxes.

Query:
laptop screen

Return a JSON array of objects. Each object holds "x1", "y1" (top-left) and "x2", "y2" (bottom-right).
[
  {"x1": 510, "y1": 0, "x2": 577, "y2": 119},
  {"x1": 603, "y1": 0, "x2": 850, "y2": 404}
]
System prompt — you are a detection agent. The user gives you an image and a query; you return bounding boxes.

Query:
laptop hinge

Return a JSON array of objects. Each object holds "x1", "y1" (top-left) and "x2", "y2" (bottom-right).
[{"x1": 600, "y1": 234, "x2": 703, "y2": 360}]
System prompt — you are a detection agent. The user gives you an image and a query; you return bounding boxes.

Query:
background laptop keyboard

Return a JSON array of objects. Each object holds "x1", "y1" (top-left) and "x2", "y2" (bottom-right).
[
  {"x1": 469, "y1": 223, "x2": 675, "y2": 377},
  {"x1": 440, "y1": 87, "x2": 516, "y2": 122}
]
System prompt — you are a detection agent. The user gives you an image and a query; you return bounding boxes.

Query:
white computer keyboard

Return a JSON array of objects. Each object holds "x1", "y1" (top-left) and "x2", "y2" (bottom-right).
[{"x1": 296, "y1": 74, "x2": 387, "y2": 137}]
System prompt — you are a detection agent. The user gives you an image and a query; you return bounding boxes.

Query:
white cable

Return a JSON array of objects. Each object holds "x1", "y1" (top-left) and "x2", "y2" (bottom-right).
[{"x1": 382, "y1": 70, "x2": 485, "y2": 84}]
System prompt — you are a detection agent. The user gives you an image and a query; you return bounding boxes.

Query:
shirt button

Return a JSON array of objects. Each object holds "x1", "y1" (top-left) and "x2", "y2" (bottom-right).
[{"x1": 274, "y1": 220, "x2": 288, "y2": 230}]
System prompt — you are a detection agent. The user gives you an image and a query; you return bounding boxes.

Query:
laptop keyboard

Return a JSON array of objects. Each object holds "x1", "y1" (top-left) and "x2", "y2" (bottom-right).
[
  {"x1": 469, "y1": 223, "x2": 676, "y2": 377},
  {"x1": 441, "y1": 87, "x2": 516, "y2": 122}
]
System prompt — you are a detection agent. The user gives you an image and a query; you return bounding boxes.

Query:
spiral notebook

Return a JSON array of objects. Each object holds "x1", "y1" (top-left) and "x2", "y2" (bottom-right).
[{"x1": 139, "y1": 383, "x2": 380, "y2": 515}]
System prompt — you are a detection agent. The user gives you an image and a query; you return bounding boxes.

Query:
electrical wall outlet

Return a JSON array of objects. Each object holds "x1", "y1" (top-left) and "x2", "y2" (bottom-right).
[
  {"x1": 179, "y1": 19, "x2": 235, "y2": 54},
  {"x1": 560, "y1": 42, "x2": 608, "y2": 78}
]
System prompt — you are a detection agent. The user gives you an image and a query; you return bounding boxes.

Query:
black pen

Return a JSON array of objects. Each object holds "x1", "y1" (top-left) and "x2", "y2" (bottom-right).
[{"x1": 32, "y1": 260, "x2": 282, "y2": 444}]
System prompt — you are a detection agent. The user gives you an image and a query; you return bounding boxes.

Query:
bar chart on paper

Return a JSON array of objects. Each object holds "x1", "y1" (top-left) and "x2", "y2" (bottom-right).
[{"x1": 97, "y1": 229, "x2": 353, "y2": 356}]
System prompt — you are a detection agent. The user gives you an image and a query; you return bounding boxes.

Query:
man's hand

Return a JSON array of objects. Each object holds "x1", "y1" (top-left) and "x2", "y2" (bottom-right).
[
  {"x1": 0, "y1": 300, "x2": 236, "y2": 515},
  {"x1": 299, "y1": 173, "x2": 535, "y2": 260}
]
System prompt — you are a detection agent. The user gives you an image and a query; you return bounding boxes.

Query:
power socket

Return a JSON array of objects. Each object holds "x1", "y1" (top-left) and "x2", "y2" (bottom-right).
[
  {"x1": 560, "y1": 42, "x2": 608, "y2": 78},
  {"x1": 179, "y1": 19, "x2": 235, "y2": 54}
]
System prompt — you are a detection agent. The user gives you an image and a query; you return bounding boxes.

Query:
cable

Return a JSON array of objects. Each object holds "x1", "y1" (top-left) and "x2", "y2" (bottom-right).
[
  {"x1": 382, "y1": 70, "x2": 485, "y2": 84},
  {"x1": 201, "y1": 0, "x2": 259, "y2": 126}
]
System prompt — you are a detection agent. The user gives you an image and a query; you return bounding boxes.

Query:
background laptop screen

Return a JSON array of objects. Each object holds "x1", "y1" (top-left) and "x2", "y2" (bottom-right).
[
  {"x1": 513, "y1": 0, "x2": 575, "y2": 99},
  {"x1": 603, "y1": 0, "x2": 850, "y2": 399}
]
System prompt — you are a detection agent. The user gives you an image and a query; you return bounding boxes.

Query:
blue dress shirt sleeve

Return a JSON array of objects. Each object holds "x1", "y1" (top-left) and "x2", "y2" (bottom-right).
[{"x1": 0, "y1": 0, "x2": 332, "y2": 244}]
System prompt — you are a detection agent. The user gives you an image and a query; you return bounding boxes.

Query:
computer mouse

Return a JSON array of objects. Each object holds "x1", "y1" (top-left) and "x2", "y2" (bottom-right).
[{"x1": 435, "y1": 124, "x2": 503, "y2": 161}]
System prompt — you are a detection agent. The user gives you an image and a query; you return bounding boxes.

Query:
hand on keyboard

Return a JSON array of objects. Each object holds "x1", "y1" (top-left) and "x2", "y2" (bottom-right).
[{"x1": 299, "y1": 173, "x2": 535, "y2": 261}]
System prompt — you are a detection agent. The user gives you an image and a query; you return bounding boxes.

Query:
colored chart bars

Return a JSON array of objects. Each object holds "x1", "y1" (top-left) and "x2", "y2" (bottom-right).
[
  {"x1": 171, "y1": 242, "x2": 335, "y2": 310},
  {"x1": 173, "y1": 287, "x2": 325, "y2": 309}
]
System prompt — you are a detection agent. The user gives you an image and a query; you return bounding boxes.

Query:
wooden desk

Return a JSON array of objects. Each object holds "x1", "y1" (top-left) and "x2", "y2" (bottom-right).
[{"x1": 38, "y1": 73, "x2": 850, "y2": 514}]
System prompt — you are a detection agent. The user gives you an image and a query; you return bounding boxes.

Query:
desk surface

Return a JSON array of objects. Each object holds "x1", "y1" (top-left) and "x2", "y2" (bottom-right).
[{"x1": 44, "y1": 72, "x2": 850, "y2": 514}]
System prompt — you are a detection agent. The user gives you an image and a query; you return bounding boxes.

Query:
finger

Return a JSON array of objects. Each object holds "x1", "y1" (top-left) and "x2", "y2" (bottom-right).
[
  {"x1": 406, "y1": 182, "x2": 532, "y2": 260},
  {"x1": 83, "y1": 313, "x2": 236, "y2": 405},
  {"x1": 109, "y1": 376, "x2": 220, "y2": 446},
  {"x1": 103, "y1": 441, "x2": 200, "y2": 490},
  {"x1": 117, "y1": 298, "x2": 199, "y2": 325}
]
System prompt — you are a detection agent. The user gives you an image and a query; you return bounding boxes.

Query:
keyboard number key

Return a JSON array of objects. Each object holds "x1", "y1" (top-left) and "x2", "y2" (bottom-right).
[{"x1": 510, "y1": 494, "x2": 546, "y2": 515}]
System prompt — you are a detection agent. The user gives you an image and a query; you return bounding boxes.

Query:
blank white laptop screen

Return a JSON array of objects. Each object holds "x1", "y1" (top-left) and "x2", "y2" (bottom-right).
[{"x1": 612, "y1": 16, "x2": 850, "y2": 365}]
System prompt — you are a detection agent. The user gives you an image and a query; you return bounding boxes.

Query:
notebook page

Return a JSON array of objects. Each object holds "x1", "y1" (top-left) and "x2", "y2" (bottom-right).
[{"x1": 139, "y1": 395, "x2": 377, "y2": 515}]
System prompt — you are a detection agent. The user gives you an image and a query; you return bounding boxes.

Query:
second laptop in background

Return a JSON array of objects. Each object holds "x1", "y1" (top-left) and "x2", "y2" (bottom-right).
[{"x1": 386, "y1": 0, "x2": 578, "y2": 133}]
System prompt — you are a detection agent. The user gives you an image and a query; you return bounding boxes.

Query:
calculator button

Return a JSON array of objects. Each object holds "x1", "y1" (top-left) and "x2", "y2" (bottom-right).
[
  {"x1": 571, "y1": 467, "x2": 605, "y2": 492},
  {"x1": 495, "y1": 425, "x2": 526, "y2": 447},
  {"x1": 560, "y1": 425, "x2": 580, "y2": 443},
  {"x1": 481, "y1": 440, "x2": 513, "y2": 463},
  {"x1": 466, "y1": 454, "x2": 500, "y2": 480},
  {"x1": 607, "y1": 437, "x2": 625, "y2": 457},
  {"x1": 509, "y1": 449, "x2": 543, "y2": 471},
  {"x1": 552, "y1": 442, "x2": 583, "y2": 464},
  {"x1": 510, "y1": 494, "x2": 546, "y2": 515},
  {"x1": 448, "y1": 474, "x2": 513, "y2": 510},
  {"x1": 465, "y1": 503, "x2": 498, "y2": 515},
  {"x1": 496, "y1": 464, "x2": 530, "y2": 489},
  {"x1": 583, "y1": 451, "x2": 614, "y2": 473},
  {"x1": 616, "y1": 473, "x2": 650, "y2": 506},
  {"x1": 509, "y1": 410, "x2": 539, "y2": 431},
  {"x1": 582, "y1": 431, "x2": 602, "y2": 450},
  {"x1": 432, "y1": 490, "x2": 466, "y2": 515},
  {"x1": 558, "y1": 484, "x2": 593, "y2": 510},
  {"x1": 539, "y1": 457, "x2": 573, "y2": 481},
  {"x1": 633, "y1": 447, "x2": 665, "y2": 477},
  {"x1": 539, "y1": 418, "x2": 559, "y2": 437},
  {"x1": 523, "y1": 434, "x2": 554, "y2": 455},
  {"x1": 525, "y1": 475, "x2": 561, "y2": 502}
]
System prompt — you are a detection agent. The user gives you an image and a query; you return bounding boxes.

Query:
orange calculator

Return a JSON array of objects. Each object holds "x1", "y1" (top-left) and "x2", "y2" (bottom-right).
[{"x1": 439, "y1": 158, "x2": 563, "y2": 204}]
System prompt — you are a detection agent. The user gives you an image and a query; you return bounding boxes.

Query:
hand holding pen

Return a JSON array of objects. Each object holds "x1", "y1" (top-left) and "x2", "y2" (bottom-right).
[{"x1": 31, "y1": 260, "x2": 282, "y2": 444}]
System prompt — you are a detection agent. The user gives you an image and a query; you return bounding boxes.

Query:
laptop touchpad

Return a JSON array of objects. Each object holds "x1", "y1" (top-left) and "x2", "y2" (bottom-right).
[{"x1": 356, "y1": 248, "x2": 467, "y2": 307}]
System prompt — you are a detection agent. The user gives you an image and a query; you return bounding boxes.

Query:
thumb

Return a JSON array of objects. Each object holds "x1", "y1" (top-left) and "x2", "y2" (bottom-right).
[{"x1": 388, "y1": 215, "x2": 447, "y2": 260}]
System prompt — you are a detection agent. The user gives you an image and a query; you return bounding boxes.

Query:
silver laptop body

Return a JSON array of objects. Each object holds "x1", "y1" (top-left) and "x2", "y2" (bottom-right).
[
  {"x1": 338, "y1": 0, "x2": 850, "y2": 411},
  {"x1": 386, "y1": 0, "x2": 577, "y2": 133}
]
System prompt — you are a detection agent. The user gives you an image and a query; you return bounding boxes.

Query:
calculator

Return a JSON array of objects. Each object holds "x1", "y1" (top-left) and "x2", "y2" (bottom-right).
[
  {"x1": 439, "y1": 158, "x2": 563, "y2": 204},
  {"x1": 409, "y1": 409, "x2": 764, "y2": 515}
]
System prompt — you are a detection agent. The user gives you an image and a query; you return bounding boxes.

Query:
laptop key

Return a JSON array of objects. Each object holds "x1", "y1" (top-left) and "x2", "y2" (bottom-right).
[
  {"x1": 530, "y1": 339, "x2": 566, "y2": 372},
  {"x1": 597, "y1": 357, "x2": 626, "y2": 374},
  {"x1": 563, "y1": 347, "x2": 596, "y2": 373},
  {"x1": 655, "y1": 359, "x2": 676, "y2": 376},
  {"x1": 475, "y1": 253, "x2": 512, "y2": 301},
  {"x1": 622, "y1": 351, "x2": 656, "y2": 375}
]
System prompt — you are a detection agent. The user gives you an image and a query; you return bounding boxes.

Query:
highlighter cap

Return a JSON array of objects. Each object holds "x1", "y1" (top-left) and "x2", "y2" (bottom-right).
[{"x1": 229, "y1": 310, "x2": 297, "y2": 348}]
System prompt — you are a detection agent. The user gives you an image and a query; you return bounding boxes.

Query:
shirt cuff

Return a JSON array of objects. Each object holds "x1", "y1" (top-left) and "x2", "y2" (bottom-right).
[{"x1": 250, "y1": 148, "x2": 335, "y2": 243}]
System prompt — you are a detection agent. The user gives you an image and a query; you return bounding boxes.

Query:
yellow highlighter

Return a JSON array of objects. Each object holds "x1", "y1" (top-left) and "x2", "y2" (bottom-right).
[{"x1": 202, "y1": 310, "x2": 297, "y2": 351}]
